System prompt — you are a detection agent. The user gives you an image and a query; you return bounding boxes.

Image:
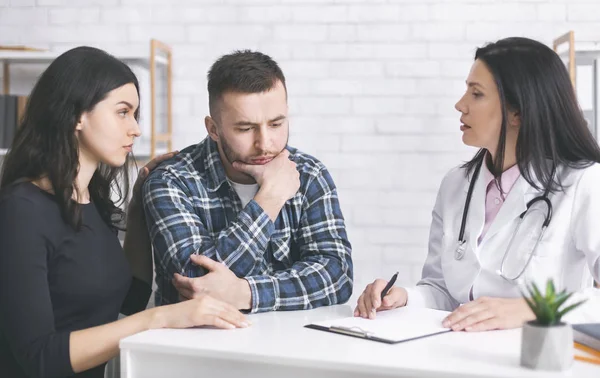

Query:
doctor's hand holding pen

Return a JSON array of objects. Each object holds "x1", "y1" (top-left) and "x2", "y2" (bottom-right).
[{"x1": 354, "y1": 273, "x2": 407, "y2": 320}]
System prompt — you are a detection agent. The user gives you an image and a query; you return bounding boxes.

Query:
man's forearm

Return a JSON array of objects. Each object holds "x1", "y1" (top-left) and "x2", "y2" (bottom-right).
[{"x1": 243, "y1": 259, "x2": 353, "y2": 313}]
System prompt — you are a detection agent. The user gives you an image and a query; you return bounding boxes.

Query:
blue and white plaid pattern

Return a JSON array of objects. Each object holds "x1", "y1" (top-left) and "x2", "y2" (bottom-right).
[{"x1": 142, "y1": 137, "x2": 353, "y2": 313}]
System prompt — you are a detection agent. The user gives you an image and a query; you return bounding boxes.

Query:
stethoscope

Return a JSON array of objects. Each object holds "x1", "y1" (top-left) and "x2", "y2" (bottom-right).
[{"x1": 455, "y1": 155, "x2": 554, "y2": 282}]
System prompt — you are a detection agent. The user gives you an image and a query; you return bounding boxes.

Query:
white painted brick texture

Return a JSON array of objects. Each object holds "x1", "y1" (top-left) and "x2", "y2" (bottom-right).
[{"x1": 1, "y1": 0, "x2": 597, "y2": 293}]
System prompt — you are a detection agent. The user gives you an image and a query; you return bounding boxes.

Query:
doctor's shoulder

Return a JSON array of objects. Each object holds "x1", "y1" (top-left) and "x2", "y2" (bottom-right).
[
  {"x1": 438, "y1": 164, "x2": 470, "y2": 191},
  {"x1": 431, "y1": 164, "x2": 469, "y2": 204},
  {"x1": 563, "y1": 161, "x2": 600, "y2": 194}
]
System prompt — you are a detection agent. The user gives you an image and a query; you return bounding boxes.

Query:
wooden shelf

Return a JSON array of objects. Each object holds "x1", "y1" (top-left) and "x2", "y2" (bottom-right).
[
  {"x1": 0, "y1": 50, "x2": 168, "y2": 68},
  {"x1": 0, "y1": 39, "x2": 173, "y2": 159},
  {"x1": 553, "y1": 31, "x2": 600, "y2": 143},
  {"x1": 553, "y1": 31, "x2": 600, "y2": 84},
  {"x1": 554, "y1": 40, "x2": 600, "y2": 66}
]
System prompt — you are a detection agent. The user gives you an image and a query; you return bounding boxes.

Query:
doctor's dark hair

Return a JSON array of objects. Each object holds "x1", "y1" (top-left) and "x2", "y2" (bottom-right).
[
  {"x1": 207, "y1": 49, "x2": 287, "y2": 120},
  {"x1": 0, "y1": 46, "x2": 139, "y2": 231},
  {"x1": 462, "y1": 37, "x2": 600, "y2": 192}
]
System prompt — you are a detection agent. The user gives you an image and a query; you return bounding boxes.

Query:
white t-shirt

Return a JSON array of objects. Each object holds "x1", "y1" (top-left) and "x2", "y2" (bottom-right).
[{"x1": 228, "y1": 179, "x2": 259, "y2": 208}]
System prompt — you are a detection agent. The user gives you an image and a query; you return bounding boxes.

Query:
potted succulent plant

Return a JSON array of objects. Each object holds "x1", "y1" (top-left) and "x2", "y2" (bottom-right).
[{"x1": 520, "y1": 279, "x2": 586, "y2": 371}]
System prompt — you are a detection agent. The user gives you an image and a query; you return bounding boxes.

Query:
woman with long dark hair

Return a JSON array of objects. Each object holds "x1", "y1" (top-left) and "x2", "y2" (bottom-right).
[
  {"x1": 355, "y1": 37, "x2": 600, "y2": 330},
  {"x1": 0, "y1": 46, "x2": 248, "y2": 378}
]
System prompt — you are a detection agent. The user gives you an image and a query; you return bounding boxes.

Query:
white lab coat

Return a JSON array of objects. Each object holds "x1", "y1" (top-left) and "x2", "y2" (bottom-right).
[{"x1": 405, "y1": 162, "x2": 600, "y2": 322}]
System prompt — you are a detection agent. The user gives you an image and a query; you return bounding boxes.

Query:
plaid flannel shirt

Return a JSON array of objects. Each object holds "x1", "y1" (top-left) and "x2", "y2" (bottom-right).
[{"x1": 142, "y1": 137, "x2": 353, "y2": 313}]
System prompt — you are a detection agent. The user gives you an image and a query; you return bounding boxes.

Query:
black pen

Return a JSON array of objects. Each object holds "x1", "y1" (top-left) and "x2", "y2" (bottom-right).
[{"x1": 380, "y1": 271, "x2": 399, "y2": 300}]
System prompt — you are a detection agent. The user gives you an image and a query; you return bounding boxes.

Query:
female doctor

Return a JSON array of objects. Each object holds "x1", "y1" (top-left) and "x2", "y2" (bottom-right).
[{"x1": 355, "y1": 36, "x2": 600, "y2": 331}]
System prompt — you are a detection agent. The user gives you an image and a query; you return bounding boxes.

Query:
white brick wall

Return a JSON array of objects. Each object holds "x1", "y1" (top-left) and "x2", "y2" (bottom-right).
[{"x1": 1, "y1": 0, "x2": 599, "y2": 294}]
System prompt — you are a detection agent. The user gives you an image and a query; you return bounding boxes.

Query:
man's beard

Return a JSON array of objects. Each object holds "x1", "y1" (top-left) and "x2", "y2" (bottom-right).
[{"x1": 219, "y1": 135, "x2": 243, "y2": 167}]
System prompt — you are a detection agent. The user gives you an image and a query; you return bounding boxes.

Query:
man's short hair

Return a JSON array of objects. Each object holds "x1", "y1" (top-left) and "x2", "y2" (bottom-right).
[{"x1": 207, "y1": 50, "x2": 287, "y2": 119}]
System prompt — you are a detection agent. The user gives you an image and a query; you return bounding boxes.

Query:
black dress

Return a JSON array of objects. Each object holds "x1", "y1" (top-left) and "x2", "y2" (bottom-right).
[{"x1": 0, "y1": 182, "x2": 150, "y2": 378}]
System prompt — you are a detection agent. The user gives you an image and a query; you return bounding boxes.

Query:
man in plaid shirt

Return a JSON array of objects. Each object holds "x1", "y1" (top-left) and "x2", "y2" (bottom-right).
[{"x1": 142, "y1": 50, "x2": 353, "y2": 313}]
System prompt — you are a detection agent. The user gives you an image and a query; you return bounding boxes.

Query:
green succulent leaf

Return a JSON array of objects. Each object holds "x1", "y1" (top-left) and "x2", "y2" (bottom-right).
[
  {"x1": 531, "y1": 282, "x2": 543, "y2": 303},
  {"x1": 556, "y1": 299, "x2": 587, "y2": 321},
  {"x1": 520, "y1": 279, "x2": 585, "y2": 326},
  {"x1": 546, "y1": 279, "x2": 555, "y2": 301},
  {"x1": 523, "y1": 295, "x2": 537, "y2": 313},
  {"x1": 550, "y1": 292, "x2": 572, "y2": 314}
]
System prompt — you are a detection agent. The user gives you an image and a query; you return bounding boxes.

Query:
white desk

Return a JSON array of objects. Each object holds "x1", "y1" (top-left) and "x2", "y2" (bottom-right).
[{"x1": 120, "y1": 305, "x2": 600, "y2": 378}]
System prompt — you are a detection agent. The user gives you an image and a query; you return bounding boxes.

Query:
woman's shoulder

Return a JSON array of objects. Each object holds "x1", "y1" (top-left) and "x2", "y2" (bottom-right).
[
  {"x1": 563, "y1": 161, "x2": 600, "y2": 189},
  {"x1": 439, "y1": 164, "x2": 469, "y2": 188},
  {"x1": 0, "y1": 181, "x2": 57, "y2": 214},
  {"x1": 429, "y1": 164, "x2": 470, "y2": 207}
]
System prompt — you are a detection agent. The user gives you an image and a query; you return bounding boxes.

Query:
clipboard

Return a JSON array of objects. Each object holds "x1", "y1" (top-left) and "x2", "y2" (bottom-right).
[{"x1": 305, "y1": 307, "x2": 452, "y2": 344}]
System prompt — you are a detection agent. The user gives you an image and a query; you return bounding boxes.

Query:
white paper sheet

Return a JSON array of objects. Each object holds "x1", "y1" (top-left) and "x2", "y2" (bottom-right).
[{"x1": 310, "y1": 307, "x2": 452, "y2": 343}]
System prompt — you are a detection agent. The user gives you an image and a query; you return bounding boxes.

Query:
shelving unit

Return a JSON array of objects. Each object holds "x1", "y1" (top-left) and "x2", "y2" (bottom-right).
[
  {"x1": 553, "y1": 31, "x2": 600, "y2": 140},
  {"x1": 0, "y1": 39, "x2": 173, "y2": 162}
]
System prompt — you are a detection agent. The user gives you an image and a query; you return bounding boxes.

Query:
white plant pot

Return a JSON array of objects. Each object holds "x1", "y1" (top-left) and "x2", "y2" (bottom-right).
[{"x1": 520, "y1": 321, "x2": 574, "y2": 371}]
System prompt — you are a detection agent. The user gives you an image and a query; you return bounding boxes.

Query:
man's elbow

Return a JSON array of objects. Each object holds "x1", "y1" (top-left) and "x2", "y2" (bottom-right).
[
  {"x1": 335, "y1": 274, "x2": 353, "y2": 305},
  {"x1": 331, "y1": 257, "x2": 354, "y2": 305}
]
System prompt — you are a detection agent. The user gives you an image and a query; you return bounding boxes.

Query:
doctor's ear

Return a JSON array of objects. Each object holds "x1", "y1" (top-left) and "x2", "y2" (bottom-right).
[{"x1": 74, "y1": 113, "x2": 86, "y2": 132}]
